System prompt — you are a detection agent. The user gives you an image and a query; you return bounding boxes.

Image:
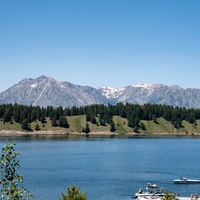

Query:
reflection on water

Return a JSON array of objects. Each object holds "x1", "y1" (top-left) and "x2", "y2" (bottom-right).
[{"x1": 0, "y1": 135, "x2": 200, "y2": 200}]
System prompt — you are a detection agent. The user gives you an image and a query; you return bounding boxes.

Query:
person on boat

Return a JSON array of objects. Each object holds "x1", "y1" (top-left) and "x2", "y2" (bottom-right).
[
  {"x1": 147, "y1": 190, "x2": 150, "y2": 194},
  {"x1": 160, "y1": 187, "x2": 163, "y2": 192},
  {"x1": 138, "y1": 188, "x2": 143, "y2": 194},
  {"x1": 181, "y1": 176, "x2": 187, "y2": 180},
  {"x1": 154, "y1": 190, "x2": 159, "y2": 194}
]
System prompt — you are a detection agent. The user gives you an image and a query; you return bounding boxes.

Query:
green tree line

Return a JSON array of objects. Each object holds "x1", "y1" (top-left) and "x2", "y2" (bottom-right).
[{"x1": 0, "y1": 103, "x2": 200, "y2": 131}]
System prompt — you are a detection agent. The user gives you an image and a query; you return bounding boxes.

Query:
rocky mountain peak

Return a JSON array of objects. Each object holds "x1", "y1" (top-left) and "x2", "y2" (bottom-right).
[{"x1": 1, "y1": 76, "x2": 200, "y2": 108}]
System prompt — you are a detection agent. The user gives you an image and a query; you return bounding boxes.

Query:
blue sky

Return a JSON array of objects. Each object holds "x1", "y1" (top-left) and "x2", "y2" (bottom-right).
[{"x1": 1, "y1": 0, "x2": 200, "y2": 93}]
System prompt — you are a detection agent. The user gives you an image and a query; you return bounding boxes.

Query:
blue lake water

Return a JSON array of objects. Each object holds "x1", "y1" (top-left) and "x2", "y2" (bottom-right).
[{"x1": 0, "y1": 135, "x2": 200, "y2": 200}]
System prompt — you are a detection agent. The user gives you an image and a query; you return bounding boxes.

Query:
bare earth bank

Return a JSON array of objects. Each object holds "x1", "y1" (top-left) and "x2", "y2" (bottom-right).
[{"x1": 0, "y1": 130, "x2": 200, "y2": 136}]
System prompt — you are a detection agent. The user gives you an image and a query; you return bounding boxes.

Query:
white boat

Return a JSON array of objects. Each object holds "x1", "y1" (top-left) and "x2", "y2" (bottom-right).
[
  {"x1": 137, "y1": 195, "x2": 161, "y2": 200},
  {"x1": 134, "y1": 183, "x2": 165, "y2": 198},
  {"x1": 173, "y1": 177, "x2": 200, "y2": 184},
  {"x1": 191, "y1": 194, "x2": 200, "y2": 200}
]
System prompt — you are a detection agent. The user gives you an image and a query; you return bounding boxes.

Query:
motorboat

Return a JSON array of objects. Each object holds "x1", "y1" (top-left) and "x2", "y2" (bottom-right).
[
  {"x1": 173, "y1": 177, "x2": 200, "y2": 184},
  {"x1": 146, "y1": 183, "x2": 158, "y2": 190},
  {"x1": 191, "y1": 194, "x2": 200, "y2": 200},
  {"x1": 134, "y1": 183, "x2": 165, "y2": 198},
  {"x1": 136, "y1": 195, "x2": 161, "y2": 200}
]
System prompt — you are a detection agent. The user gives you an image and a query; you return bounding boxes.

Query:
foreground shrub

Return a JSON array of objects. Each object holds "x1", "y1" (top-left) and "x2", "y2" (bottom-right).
[
  {"x1": 0, "y1": 140, "x2": 34, "y2": 199},
  {"x1": 59, "y1": 185, "x2": 87, "y2": 200}
]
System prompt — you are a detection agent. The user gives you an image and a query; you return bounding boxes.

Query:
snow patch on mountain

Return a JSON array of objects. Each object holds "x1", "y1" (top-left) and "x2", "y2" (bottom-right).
[
  {"x1": 132, "y1": 83, "x2": 151, "y2": 88},
  {"x1": 97, "y1": 86, "x2": 127, "y2": 98},
  {"x1": 31, "y1": 83, "x2": 37, "y2": 88},
  {"x1": 98, "y1": 83, "x2": 152, "y2": 99}
]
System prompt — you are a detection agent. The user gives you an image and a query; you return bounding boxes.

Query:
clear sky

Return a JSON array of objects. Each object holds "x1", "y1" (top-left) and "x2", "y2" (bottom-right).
[{"x1": 1, "y1": 0, "x2": 200, "y2": 93}]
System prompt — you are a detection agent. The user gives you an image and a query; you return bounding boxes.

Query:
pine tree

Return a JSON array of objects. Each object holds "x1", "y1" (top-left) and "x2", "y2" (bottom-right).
[
  {"x1": 13, "y1": 108, "x2": 20, "y2": 123},
  {"x1": 110, "y1": 121, "x2": 115, "y2": 132},
  {"x1": 71, "y1": 106, "x2": 77, "y2": 116},
  {"x1": 52, "y1": 116, "x2": 57, "y2": 127},
  {"x1": 189, "y1": 115, "x2": 194, "y2": 123},
  {"x1": 10, "y1": 119, "x2": 14, "y2": 124},
  {"x1": 3, "y1": 110, "x2": 11, "y2": 123},
  {"x1": 128, "y1": 116, "x2": 134, "y2": 128},
  {"x1": 85, "y1": 123, "x2": 90, "y2": 134},
  {"x1": 99, "y1": 118, "x2": 105, "y2": 126},
  {"x1": 134, "y1": 126, "x2": 139, "y2": 133},
  {"x1": 177, "y1": 118, "x2": 182, "y2": 128},
  {"x1": 174, "y1": 121, "x2": 178, "y2": 128},
  {"x1": 37, "y1": 108, "x2": 42, "y2": 121},
  {"x1": 35, "y1": 123, "x2": 40, "y2": 131},
  {"x1": 58, "y1": 116, "x2": 69, "y2": 128},
  {"x1": 82, "y1": 127, "x2": 85, "y2": 133},
  {"x1": 30, "y1": 109, "x2": 37, "y2": 122},
  {"x1": 86, "y1": 113, "x2": 90, "y2": 121},
  {"x1": 63, "y1": 117, "x2": 69, "y2": 128},
  {"x1": 58, "y1": 116, "x2": 63, "y2": 127},
  {"x1": 41, "y1": 115, "x2": 46, "y2": 124},
  {"x1": 21, "y1": 119, "x2": 31, "y2": 131},
  {"x1": 152, "y1": 114, "x2": 157, "y2": 123},
  {"x1": 91, "y1": 116, "x2": 96, "y2": 124},
  {"x1": 140, "y1": 122, "x2": 146, "y2": 130}
]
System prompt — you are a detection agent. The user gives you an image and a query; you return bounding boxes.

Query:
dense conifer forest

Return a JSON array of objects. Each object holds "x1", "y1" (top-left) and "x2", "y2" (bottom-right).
[{"x1": 0, "y1": 103, "x2": 200, "y2": 133}]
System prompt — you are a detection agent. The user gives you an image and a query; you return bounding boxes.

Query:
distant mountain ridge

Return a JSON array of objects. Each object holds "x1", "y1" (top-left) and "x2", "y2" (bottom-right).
[{"x1": 1, "y1": 75, "x2": 200, "y2": 108}]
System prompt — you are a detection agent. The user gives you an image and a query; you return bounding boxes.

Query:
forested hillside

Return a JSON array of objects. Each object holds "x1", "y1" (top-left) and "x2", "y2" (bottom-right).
[{"x1": 0, "y1": 103, "x2": 200, "y2": 134}]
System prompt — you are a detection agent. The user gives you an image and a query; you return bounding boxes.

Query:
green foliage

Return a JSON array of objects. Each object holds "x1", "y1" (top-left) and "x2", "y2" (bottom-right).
[
  {"x1": 0, "y1": 140, "x2": 34, "y2": 200},
  {"x1": 99, "y1": 118, "x2": 105, "y2": 126},
  {"x1": 58, "y1": 185, "x2": 87, "y2": 200},
  {"x1": 174, "y1": 121, "x2": 178, "y2": 128},
  {"x1": 21, "y1": 119, "x2": 31, "y2": 131},
  {"x1": 30, "y1": 110, "x2": 37, "y2": 122},
  {"x1": 85, "y1": 123, "x2": 90, "y2": 133},
  {"x1": 161, "y1": 190, "x2": 177, "y2": 200},
  {"x1": 41, "y1": 115, "x2": 46, "y2": 124},
  {"x1": 81, "y1": 127, "x2": 85, "y2": 133},
  {"x1": 3, "y1": 110, "x2": 11, "y2": 123},
  {"x1": 81, "y1": 123, "x2": 90, "y2": 134},
  {"x1": 91, "y1": 116, "x2": 96, "y2": 124},
  {"x1": 110, "y1": 121, "x2": 115, "y2": 132},
  {"x1": 58, "y1": 116, "x2": 69, "y2": 128},
  {"x1": 153, "y1": 114, "x2": 157, "y2": 123},
  {"x1": 2, "y1": 102, "x2": 200, "y2": 134},
  {"x1": 35, "y1": 123, "x2": 40, "y2": 131},
  {"x1": 52, "y1": 116, "x2": 57, "y2": 127},
  {"x1": 134, "y1": 126, "x2": 139, "y2": 133},
  {"x1": 140, "y1": 122, "x2": 146, "y2": 130},
  {"x1": 85, "y1": 123, "x2": 90, "y2": 134},
  {"x1": 86, "y1": 113, "x2": 90, "y2": 122},
  {"x1": 71, "y1": 106, "x2": 78, "y2": 116},
  {"x1": 128, "y1": 116, "x2": 140, "y2": 128}
]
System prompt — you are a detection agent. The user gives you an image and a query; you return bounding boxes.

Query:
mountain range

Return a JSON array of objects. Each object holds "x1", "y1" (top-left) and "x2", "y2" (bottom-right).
[{"x1": 1, "y1": 75, "x2": 200, "y2": 108}]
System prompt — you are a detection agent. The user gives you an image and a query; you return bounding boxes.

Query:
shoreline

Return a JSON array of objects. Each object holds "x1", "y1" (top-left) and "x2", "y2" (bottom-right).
[{"x1": 0, "y1": 129, "x2": 200, "y2": 137}]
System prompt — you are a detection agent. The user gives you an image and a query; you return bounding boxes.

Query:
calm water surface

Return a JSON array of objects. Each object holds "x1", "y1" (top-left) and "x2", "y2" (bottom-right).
[{"x1": 0, "y1": 135, "x2": 200, "y2": 200}]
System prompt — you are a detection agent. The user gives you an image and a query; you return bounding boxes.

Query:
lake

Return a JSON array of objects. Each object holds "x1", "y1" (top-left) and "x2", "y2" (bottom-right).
[{"x1": 0, "y1": 135, "x2": 200, "y2": 200}]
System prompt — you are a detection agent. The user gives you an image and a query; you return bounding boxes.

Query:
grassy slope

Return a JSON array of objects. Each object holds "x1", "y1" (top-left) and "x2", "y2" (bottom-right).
[{"x1": 0, "y1": 115, "x2": 200, "y2": 135}]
